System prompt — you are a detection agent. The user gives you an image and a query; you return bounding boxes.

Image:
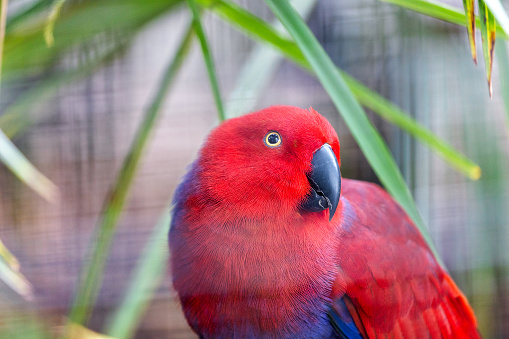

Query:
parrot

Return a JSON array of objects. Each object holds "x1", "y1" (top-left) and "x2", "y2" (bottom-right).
[{"x1": 169, "y1": 105, "x2": 480, "y2": 338}]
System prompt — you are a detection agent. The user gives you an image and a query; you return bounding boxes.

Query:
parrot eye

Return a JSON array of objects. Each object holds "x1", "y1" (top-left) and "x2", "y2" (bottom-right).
[{"x1": 264, "y1": 131, "x2": 282, "y2": 148}]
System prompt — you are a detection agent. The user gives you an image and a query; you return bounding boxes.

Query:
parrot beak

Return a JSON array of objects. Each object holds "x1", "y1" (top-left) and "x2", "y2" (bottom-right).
[{"x1": 300, "y1": 144, "x2": 341, "y2": 221}]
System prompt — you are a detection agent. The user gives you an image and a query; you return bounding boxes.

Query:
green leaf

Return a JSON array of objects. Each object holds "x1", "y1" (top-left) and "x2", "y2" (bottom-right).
[
  {"x1": 484, "y1": 0, "x2": 509, "y2": 35},
  {"x1": 66, "y1": 323, "x2": 117, "y2": 339},
  {"x1": 44, "y1": 0, "x2": 68, "y2": 47},
  {"x1": 0, "y1": 38, "x2": 131, "y2": 138},
  {"x1": 195, "y1": 0, "x2": 305, "y2": 67},
  {"x1": 0, "y1": 0, "x2": 59, "y2": 203},
  {"x1": 0, "y1": 259, "x2": 32, "y2": 300},
  {"x1": 6, "y1": 0, "x2": 53, "y2": 33},
  {"x1": 379, "y1": 0, "x2": 508, "y2": 40},
  {"x1": 187, "y1": 0, "x2": 225, "y2": 121},
  {"x1": 0, "y1": 238, "x2": 19, "y2": 271},
  {"x1": 0, "y1": 0, "x2": 43, "y2": 300},
  {"x1": 105, "y1": 212, "x2": 170, "y2": 339},
  {"x1": 382, "y1": 0, "x2": 509, "y2": 97},
  {"x1": 0, "y1": 129, "x2": 59, "y2": 202},
  {"x1": 463, "y1": 0, "x2": 477, "y2": 63},
  {"x1": 380, "y1": 0, "x2": 473, "y2": 25},
  {"x1": 198, "y1": 0, "x2": 480, "y2": 180},
  {"x1": 67, "y1": 22, "x2": 194, "y2": 326},
  {"x1": 263, "y1": 0, "x2": 441, "y2": 261},
  {"x1": 2, "y1": 0, "x2": 185, "y2": 80},
  {"x1": 479, "y1": 0, "x2": 497, "y2": 97},
  {"x1": 0, "y1": 238, "x2": 33, "y2": 300},
  {"x1": 341, "y1": 73, "x2": 482, "y2": 180}
]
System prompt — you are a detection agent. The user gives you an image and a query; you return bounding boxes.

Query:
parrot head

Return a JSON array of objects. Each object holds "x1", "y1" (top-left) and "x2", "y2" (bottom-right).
[{"x1": 195, "y1": 105, "x2": 341, "y2": 222}]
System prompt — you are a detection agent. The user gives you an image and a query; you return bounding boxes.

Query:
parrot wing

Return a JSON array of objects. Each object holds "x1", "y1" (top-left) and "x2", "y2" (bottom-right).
[{"x1": 329, "y1": 179, "x2": 480, "y2": 339}]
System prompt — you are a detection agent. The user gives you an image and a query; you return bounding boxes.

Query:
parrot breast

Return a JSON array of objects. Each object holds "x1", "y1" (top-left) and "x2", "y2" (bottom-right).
[{"x1": 170, "y1": 161, "x2": 343, "y2": 338}]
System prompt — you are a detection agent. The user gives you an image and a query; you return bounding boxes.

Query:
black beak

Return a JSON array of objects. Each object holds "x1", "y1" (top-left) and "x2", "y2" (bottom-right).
[{"x1": 300, "y1": 144, "x2": 341, "y2": 221}]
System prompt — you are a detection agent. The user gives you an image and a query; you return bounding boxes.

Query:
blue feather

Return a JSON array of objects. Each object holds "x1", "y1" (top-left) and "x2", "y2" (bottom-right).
[{"x1": 329, "y1": 298, "x2": 363, "y2": 339}]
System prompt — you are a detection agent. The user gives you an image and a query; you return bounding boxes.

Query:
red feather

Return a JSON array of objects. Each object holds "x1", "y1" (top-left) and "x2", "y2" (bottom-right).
[
  {"x1": 332, "y1": 179, "x2": 480, "y2": 338},
  {"x1": 169, "y1": 106, "x2": 480, "y2": 338}
]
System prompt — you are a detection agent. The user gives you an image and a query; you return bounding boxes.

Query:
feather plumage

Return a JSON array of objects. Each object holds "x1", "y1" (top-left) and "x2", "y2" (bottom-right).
[{"x1": 169, "y1": 106, "x2": 480, "y2": 338}]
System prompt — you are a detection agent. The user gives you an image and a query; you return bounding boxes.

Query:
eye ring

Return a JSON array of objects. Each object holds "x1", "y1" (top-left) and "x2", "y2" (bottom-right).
[{"x1": 264, "y1": 131, "x2": 282, "y2": 148}]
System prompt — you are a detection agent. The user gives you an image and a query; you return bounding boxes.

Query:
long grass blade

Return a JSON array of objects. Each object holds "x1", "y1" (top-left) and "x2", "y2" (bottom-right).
[
  {"x1": 0, "y1": 257, "x2": 32, "y2": 301},
  {"x1": 381, "y1": 0, "x2": 473, "y2": 25},
  {"x1": 0, "y1": 0, "x2": 8, "y2": 89},
  {"x1": 342, "y1": 73, "x2": 482, "y2": 180},
  {"x1": 2, "y1": 0, "x2": 185, "y2": 81},
  {"x1": 6, "y1": 0, "x2": 53, "y2": 33},
  {"x1": 67, "y1": 23, "x2": 195, "y2": 327},
  {"x1": 198, "y1": 0, "x2": 480, "y2": 180},
  {"x1": 66, "y1": 323, "x2": 116, "y2": 339},
  {"x1": 263, "y1": 0, "x2": 440, "y2": 261},
  {"x1": 0, "y1": 249, "x2": 33, "y2": 300},
  {"x1": 0, "y1": 40, "x2": 131, "y2": 138},
  {"x1": 379, "y1": 0, "x2": 508, "y2": 40},
  {"x1": 105, "y1": 212, "x2": 170, "y2": 339},
  {"x1": 0, "y1": 238, "x2": 19, "y2": 271},
  {"x1": 0, "y1": 0, "x2": 38, "y2": 300},
  {"x1": 1, "y1": 0, "x2": 187, "y2": 136},
  {"x1": 195, "y1": 0, "x2": 305, "y2": 66},
  {"x1": 44, "y1": 0, "x2": 68, "y2": 47},
  {"x1": 187, "y1": 0, "x2": 225, "y2": 121},
  {"x1": 484, "y1": 0, "x2": 509, "y2": 35},
  {"x1": 0, "y1": 0, "x2": 58, "y2": 201},
  {"x1": 479, "y1": 0, "x2": 496, "y2": 97},
  {"x1": 0, "y1": 129, "x2": 59, "y2": 202},
  {"x1": 463, "y1": 0, "x2": 477, "y2": 63}
]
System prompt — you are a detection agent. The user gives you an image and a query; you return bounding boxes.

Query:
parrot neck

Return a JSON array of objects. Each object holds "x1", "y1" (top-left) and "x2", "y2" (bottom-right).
[{"x1": 171, "y1": 191, "x2": 341, "y2": 338}]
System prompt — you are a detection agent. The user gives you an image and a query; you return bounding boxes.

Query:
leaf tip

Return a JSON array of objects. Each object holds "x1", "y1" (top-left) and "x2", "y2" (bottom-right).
[
  {"x1": 7, "y1": 270, "x2": 34, "y2": 301},
  {"x1": 470, "y1": 166, "x2": 482, "y2": 180},
  {"x1": 21, "y1": 282, "x2": 34, "y2": 301},
  {"x1": 65, "y1": 322, "x2": 119, "y2": 339},
  {"x1": 44, "y1": 29, "x2": 55, "y2": 48},
  {"x1": 40, "y1": 181, "x2": 60, "y2": 204}
]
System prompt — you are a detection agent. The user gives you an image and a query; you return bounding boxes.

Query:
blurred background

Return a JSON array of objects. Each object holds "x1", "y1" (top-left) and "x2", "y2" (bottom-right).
[{"x1": 0, "y1": 0, "x2": 508, "y2": 338}]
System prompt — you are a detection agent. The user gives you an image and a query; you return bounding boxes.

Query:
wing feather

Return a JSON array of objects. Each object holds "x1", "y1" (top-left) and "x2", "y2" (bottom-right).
[{"x1": 330, "y1": 179, "x2": 480, "y2": 338}]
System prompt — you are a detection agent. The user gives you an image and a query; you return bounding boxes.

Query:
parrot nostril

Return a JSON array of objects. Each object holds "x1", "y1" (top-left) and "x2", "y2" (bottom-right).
[
  {"x1": 318, "y1": 194, "x2": 331, "y2": 210},
  {"x1": 307, "y1": 176, "x2": 332, "y2": 211}
]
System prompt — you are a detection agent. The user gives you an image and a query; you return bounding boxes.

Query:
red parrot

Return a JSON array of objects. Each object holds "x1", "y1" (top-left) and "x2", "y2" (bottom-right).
[{"x1": 169, "y1": 106, "x2": 480, "y2": 338}]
